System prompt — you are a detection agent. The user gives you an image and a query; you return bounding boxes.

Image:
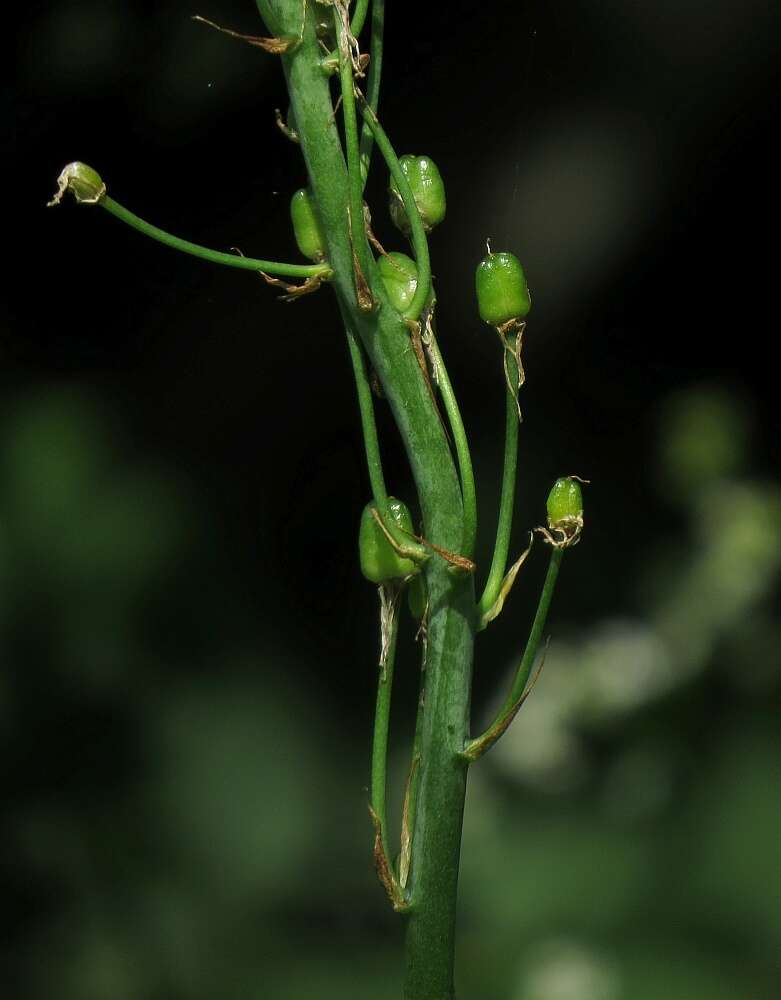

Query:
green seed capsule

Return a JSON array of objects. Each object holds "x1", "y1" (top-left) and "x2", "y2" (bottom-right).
[
  {"x1": 47, "y1": 161, "x2": 106, "y2": 207},
  {"x1": 359, "y1": 497, "x2": 418, "y2": 584},
  {"x1": 378, "y1": 252, "x2": 419, "y2": 313},
  {"x1": 290, "y1": 188, "x2": 327, "y2": 262},
  {"x1": 389, "y1": 155, "x2": 446, "y2": 235},
  {"x1": 546, "y1": 477, "x2": 584, "y2": 528},
  {"x1": 475, "y1": 251, "x2": 531, "y2": 326}
]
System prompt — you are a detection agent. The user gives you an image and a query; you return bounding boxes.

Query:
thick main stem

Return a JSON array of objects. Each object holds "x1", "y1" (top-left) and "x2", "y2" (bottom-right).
[
  {"x1": 402, "y1": 573, "x2": 473, "y2": 1000},
  {"x1": 255, "y1": 3, "x2": 475, "y2": 996}
]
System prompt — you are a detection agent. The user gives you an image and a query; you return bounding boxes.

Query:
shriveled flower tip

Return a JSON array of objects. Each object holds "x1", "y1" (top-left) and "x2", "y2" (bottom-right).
[{"x1": 47, "y1": 162, "x2": 106, "y2": 207}]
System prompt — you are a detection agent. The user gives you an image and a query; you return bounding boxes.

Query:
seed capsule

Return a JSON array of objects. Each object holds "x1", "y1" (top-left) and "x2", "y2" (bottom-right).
[
  {"x1": 377, "y1": 252, "x2": 419, "y2": 313},
  {"x1": 475, "y1": 251, "x2": 531, "y2": 326},
  {"x1": 546, "y1": 477, "x2": 584, "y2": 528},
  {"x1": 47, "y1": 162, "x2": 106, "y2": 207},
  {"x1": 290, "y1": 188, "x2": 327, "y2": 262},
  {"x1": 389, "y1": 155, "x2": 446, "y2": 235},
  {"x1": 359, "y1": 497, "x2": 418, "y2": 584}
]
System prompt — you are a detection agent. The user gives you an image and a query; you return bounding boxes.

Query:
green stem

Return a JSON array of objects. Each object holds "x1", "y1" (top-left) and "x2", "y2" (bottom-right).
[
  {"x1": 465, "y1": 547, "x2": 563, "y2": 761},
  {"x1": 335, "y1": 6, "x2": 373, "y2": 281},
  {"x1": 256, "y1": 5, "x2": 475, "y2": 996},
  {"x1": 341, "y1": 311, "x2": 424, "y2": 562},
  {"x1": 357, "y1": 96, "x2": 432, "y2": 322},
  {"x1": 477, "y1": 350, "x2": 520, "y2": 620},
  {"x1": 427, "y1": 334, "x2": 477, "y2": 560},
  {"x1": 350, "y1": 0, "x2": 372, "y2": 38},
  {"x1": 402, "y1": 590, "x2": 472, "y2": 1000},
  {"x1": 359, "y1": 0, "x2": 385, "y2": 185},
  {"x1": 371, "y1": 583, "x2": 401, "y2": 862},
  {"x1": 100, "y1": 196, "x2": 329, "y2": 279},
  {"x1": 321, "y1": 0, "x2": 373, "y2": 74},
  {"x1": 503, "y1": 546, "x2": 563, "y2": 712},
  {"x1": 401, "y1": 619, "x2": 428, "y2": 887},
  {"x1": 343, "y1": 318, "x2": 388, "y2": 509}
]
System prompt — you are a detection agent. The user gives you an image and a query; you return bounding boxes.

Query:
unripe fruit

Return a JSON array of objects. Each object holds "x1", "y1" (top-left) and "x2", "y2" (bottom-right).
[
  {"x1": 389, "y1": 155, "x2": 446, "y2": 235},
  {"x1": 546, "y1": 477, "x2": 584, "y2": 528},
  {"x1": 475, "y1": 251, "x2": 531, "y2": 326},
  {"x1": 359, "y1": 497, "x2": 418, "y2": 584},
  {"x1": 377, "y1": 252, "x2": 419, "y2": 313},
  {"x1": 290, "y1": 188, "x2": 327, "y2": 261}
]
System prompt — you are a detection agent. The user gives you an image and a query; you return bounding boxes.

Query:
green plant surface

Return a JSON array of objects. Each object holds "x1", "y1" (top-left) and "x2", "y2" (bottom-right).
[
  {"x1": 16, "y1": 0, "x2": 780, "y2": 997},
  {"x1": 44, "y1": 2, "x2": 586, "y2": 996}
]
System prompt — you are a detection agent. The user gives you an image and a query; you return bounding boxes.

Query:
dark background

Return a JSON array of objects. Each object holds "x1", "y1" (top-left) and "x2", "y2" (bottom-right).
[{"x1": 6, "y1": 2, "x2": 781, "y2": 998}]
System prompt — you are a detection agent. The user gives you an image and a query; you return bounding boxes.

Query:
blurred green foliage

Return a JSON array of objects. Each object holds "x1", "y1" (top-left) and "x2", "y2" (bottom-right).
[{"x1": 2, "y1": 383, "x2": 779, "y2": 998}]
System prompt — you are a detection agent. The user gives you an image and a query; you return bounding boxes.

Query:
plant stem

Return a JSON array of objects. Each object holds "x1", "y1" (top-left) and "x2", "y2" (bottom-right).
[
  {"x1": 402, "y1": 599, "x2": 472, "y2": 1000},
  {"x1": 100, "y1": 196, "x2": 329, "y2": 278},
  {"x1": 335, "y1": 6, "x2": 373, "y2": 280},
  {"x1": 350, "y1": 0, "x2": 372, "y2": 38},
  {"x1": 371, "y1": 583, "x2": 401, "y2": 863},
  {"x1": 343, "y1": 318, "x2": 388, "y2": 509},
  {"x1": 477, "y1": 350, "x2": 520, "y2": 620},
  {"x1": 401, "y1": 635, "x2": 426, "y2": 886},
  {"x1": 503, "y1": 546, "x2": 563, "y2": 712},
  {"x1": 357, "y1": 96, "x2": 432, "y2": 322},
  {"x1": 466, "y1": 546, "x2": 563, "y2": 760},
  {"x1": 359, "y1": 0, "x2": 385, "y2": 184},
  {"x1": 427, "y1": 334, "x2": 477, "y2": 560},
  {"x1": 256, "y1": 4, "x2": 475, "y2": 996}
]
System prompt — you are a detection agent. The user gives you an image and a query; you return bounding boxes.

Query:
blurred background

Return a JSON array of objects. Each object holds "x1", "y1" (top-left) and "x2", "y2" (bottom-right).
[{"x1": 7, "y1": 1, "x2": 781, "y2": 997}]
